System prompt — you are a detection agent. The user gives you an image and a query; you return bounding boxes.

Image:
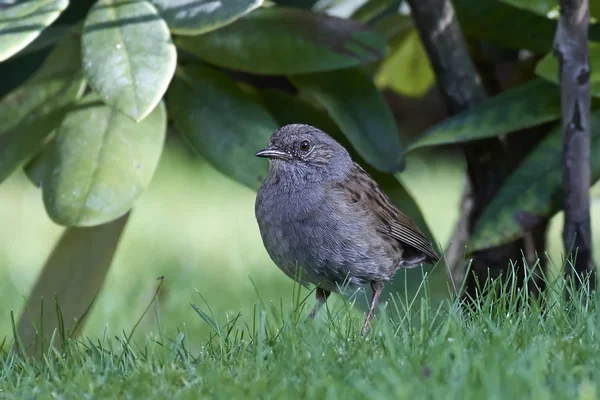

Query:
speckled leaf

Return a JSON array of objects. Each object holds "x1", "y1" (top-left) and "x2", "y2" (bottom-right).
[
  {"x1": 469, "y1": 112, "x2": 600, "y2": 251},
  {"x1": 175, "y1": 8, "x2": 387, "y2": 75},
  {"x1": 150, "y1": 0, "x2": 263, "y2": 35},
  {"x1": 0, "y1": 26, "x2": 86, "y2": 135},
  {"x1": 454, "y1": 0, "x2": 555, "y2": 53},
  {"x1": 82, "y1": 0, "x2": 177, "y2": 122},
  {"x1": 407, "y1": 79, "x2": 562, "y2": 151},
  {"x1": 167, "y1": 65, "x2": 278, "y2": 191},
  {"x1": 18, "y1": 213, "x2": 129, "y2": 355},
  {"x1": 290, "y1": 68, "x2": 404, "y2": 173},
  {"x1": 43, "y1": 93, "x2": 167, "y2": 227},
  {"x1": 535, "y1": 41, "x2": 600, "y2": 98},
  {"x1": 0, "y1": 0, "x2": 68, "y2": 62}
]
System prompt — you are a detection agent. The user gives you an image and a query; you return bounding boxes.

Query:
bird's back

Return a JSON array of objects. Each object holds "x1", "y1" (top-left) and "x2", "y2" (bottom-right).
[{"x1": 328, "y1": 163, "x2": 440, "y2": 266}]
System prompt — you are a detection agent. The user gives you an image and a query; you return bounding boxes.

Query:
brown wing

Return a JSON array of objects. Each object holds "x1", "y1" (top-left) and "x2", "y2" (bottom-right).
[{"x1": 334, "y1": 162, "x2": 440, "y2": 263}]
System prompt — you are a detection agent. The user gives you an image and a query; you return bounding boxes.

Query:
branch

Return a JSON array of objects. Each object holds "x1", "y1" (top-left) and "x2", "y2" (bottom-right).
[
  {"x1": 405, "y1": 0, "x2": 487, "y2": 113},
  {"x1": 554, "y1": 0, "x2": 595, "y2": 293},
  {"x1": 406, "y1": 0, "x2": 530, "y2": 297}
]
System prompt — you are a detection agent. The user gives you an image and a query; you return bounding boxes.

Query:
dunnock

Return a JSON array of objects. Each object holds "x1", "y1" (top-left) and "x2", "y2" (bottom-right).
[{"x1": 255, "y1": 124, "x2": 439, "y2": 335}]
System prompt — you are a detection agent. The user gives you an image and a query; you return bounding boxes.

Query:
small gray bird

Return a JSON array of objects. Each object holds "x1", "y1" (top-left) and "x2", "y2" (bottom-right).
[{"x1": 255, "y1": 124, "x2": 439, "y2": 335}]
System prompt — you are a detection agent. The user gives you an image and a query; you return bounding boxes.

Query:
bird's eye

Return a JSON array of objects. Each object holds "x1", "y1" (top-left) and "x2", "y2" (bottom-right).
[{"x1": 299, "y1": 140, "x2": 311, "y2": 152}]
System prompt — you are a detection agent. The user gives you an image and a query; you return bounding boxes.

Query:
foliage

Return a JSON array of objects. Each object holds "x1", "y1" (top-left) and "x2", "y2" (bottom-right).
[{"x1": 1, "y1": 0, "x2": 599, "y2": 345}]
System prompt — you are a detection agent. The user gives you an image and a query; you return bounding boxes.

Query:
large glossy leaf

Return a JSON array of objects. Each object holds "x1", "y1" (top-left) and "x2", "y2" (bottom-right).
[
  {"x1": 17, "y1": 213, "x2": 129, "y2": 356},
  {"x1": 175, "y1": 8, "x2": 387, "y2": 75},
  {"x1": 167, "y1": 65, "x2": 278, "y2": 191},
  {"x1": 150, "y1": 0, "x2": 263, "y2": 35},
  {"x1": 407, "y1": 79, "x2": 562, "y2": 151},
  {"x1": 454, "y1": 0, "x2": 555, "y2": 53},
  {"x1": 290, "y1": 68, "x2": 405, "y2": 173},
  {"x1": 535, "y1": 41, "x2": 600, "y2": 98},
  {"x1": 82, "y1": 0, "x2": 177, "y2": 122},
  {"x1": 0, "y1": 0, "x2": 68, "y2": 62},
  {"x1": 469, "y1": 112, "x2": 600, "y2": 251},
  {"x1": 376, "y1": 29, "x2": 435, "y2": 97},
  {"x1": 43, "y1": 94, "x2": 167, "y2": 227},
  {"x1": 0, "y1": 26, "x2": 86, "y2": 135}
]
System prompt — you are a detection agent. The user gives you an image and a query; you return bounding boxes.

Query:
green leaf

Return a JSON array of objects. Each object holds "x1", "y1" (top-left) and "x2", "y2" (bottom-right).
[
  {"x1": 17, "y1": 213, "x2": 129, "y2": 355},
  {"x1": 43, "y1": 93, "x2": 167, "y2": 227},
  {"x1": 351, "y1": 0, "x2": 402, "y2": 24},
  {"x1": 150, "y1": 0, "x2": 263, "y2": 35},
  {"x1": 370, "y1": 13, "x2": 414, "y2": 43},
  {"x1": 7, "y1": 25, "x2": 71, "y2": 60},
  {"x1": 167, "y1": 65, "x2": 279, "y2": 191},
  {"x1": 592, "y1": 2, "x2": 600, "y2": 20},
  {"x1": 271, "y1": 0, "x2": 319, "y2": 9},
  {"x1": 535, "y1": 41, "x2": 600, "y2": 98},
  {"x1": 24, "y1": 140, "x2": 52, "y2": 188},
  {"x1": 290, "y1": 68, "x2": 405, "y2": 173},
  {"x1": 82, "y1": 0, "x2": 177, "y2": 122},
  {"x1": 0, "y1": 25, "x2": 85, "y2": 185},
  {"x1": 470, "y1": 112, "x2": 600, "y2": 251},
  {"x1": 260, "y1": 89, "x2": 341, "y2": 136},
  {"x1": 0, "y1": 0, "x2": 68, "y2": 62},
  {"x1": 499, "y1": 0, "x2": 557, "y2": 16},
  {"x1": 376, "y1": 29, "x2": 435, "y2": 97},
  {"x1": 175, "y1": 7, "x2": 387, "y2": 75},
  {"x1": 454, "y1": 0, "x2": 555, "y2": 53},
  {"x1": 260, "y1": 88, "x2": 379, "y2": 163},
  {"x1": 0, "y1": 27, "x2": 86, "y2": 135},
  {"x1": 0, "y1": 109, "x2": 65, "y2": 185},
  {"x1": 407, "y1": 79, "x2": 562, "y2": 151}
]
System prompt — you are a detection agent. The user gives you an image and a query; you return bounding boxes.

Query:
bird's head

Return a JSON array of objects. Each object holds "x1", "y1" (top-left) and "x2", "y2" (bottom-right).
[{"x1": 256, "y1": 124, "x2": 352, "y2": 183}]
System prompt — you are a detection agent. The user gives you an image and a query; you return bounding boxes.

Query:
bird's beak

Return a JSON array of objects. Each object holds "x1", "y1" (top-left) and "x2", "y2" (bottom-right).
[{"x1": 255, "y1": 146, "x2": 291, "y2": 160}]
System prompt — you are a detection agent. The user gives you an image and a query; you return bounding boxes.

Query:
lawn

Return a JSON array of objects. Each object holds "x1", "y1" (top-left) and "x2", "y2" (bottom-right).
[{"x1": 0, "y1": 137, "x2": 600, "y2": 398}]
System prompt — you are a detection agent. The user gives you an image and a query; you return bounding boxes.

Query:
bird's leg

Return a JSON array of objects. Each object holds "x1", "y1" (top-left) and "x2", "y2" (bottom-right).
[
  {"x1": 308, "y1": 287, "x2": 330, "y2": 319},
  {"x1": 361, "y1": 281, "x2": 384, "y2": 336}
]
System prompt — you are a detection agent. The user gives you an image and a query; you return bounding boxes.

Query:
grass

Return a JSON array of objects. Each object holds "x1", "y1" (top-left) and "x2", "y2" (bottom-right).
[
  {"x1": 1, "y1": 263, "x2": 599, "y2": 399},
  {"x1": 1, "y1": 138, "x2": 600, "y2": 397}
]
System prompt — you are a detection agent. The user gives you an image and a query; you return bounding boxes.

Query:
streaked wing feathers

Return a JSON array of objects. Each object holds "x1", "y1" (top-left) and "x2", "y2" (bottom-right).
[{"x1": 334, "y1": 163, "x2": 439, "y2": 263}]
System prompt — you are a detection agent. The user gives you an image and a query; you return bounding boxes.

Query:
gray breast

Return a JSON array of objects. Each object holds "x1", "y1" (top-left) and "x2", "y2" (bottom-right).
[{"x1": 255, "y1": 182, "x2": 394, "y2": 292}]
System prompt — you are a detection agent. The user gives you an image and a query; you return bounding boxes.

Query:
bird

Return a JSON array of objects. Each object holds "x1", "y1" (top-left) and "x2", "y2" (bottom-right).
[{"x1": 254, "y1": 124, "x2": 439, "y2": 335}]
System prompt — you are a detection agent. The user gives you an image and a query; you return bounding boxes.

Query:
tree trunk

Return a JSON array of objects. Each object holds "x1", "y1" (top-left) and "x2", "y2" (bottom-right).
[
  {"x1": 554, "y1": 0, "x2": 595, "y2": 296},
  {"x1": 406, "y1": 0, "x2": 546, "y2": 302}
]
